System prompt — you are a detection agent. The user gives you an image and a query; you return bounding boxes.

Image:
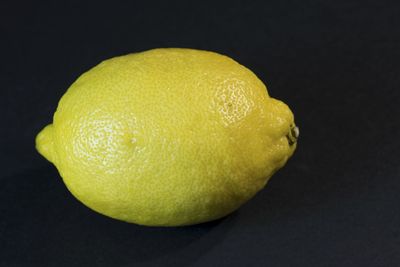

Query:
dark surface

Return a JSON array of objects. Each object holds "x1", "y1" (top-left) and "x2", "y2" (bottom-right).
[{"x1": 1, "y1": 0, "x2": 400, "y2": 266}]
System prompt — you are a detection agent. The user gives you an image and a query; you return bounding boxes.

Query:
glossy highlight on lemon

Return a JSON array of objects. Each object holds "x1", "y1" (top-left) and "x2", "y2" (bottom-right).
[{"x1": 36, "y1": 48, "x2": 298, "y2": 226}]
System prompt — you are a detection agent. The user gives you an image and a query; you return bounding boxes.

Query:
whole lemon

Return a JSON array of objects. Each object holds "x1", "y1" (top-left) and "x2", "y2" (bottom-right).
[{"x1": 36, "y1": 48, "x2": 298, "y2": 226}]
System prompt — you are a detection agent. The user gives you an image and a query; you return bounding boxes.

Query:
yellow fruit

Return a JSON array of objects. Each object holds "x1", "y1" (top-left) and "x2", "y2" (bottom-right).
[{"x1": 36, "y1": 48, "x2": 298, "y2": 226}]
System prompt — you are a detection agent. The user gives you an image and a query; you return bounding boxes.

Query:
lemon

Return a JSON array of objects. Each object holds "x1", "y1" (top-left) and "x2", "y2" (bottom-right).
[{"x1": 36, "y1": 48, "x2": 298, "y2": 226}]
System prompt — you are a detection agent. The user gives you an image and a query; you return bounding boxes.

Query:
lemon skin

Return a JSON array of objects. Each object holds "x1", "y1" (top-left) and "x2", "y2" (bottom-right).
[{"x1": 36, "y1": 48, "x2": 297, "y2": 226}]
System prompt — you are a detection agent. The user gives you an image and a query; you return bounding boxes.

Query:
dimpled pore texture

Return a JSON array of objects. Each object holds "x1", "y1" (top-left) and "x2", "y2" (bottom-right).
[{"x1": 36, "y1": 48, "x2": 297, "y2": 226}]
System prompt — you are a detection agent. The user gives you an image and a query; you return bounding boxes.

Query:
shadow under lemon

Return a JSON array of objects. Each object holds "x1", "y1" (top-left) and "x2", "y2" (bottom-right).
[{"x1": 1, "y1": 166, "x2": 236, "y2": 266}]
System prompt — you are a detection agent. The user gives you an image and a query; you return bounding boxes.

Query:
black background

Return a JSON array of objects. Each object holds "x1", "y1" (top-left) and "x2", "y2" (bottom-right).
[{"x1": 1, "y1": 0, "x2": 400, "y2": 266}]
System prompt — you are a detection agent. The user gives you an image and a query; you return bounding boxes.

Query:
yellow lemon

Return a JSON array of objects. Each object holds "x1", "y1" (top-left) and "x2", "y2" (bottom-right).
[{"x1": 36, "y1": 48, "x2": 298, "y2": 226}]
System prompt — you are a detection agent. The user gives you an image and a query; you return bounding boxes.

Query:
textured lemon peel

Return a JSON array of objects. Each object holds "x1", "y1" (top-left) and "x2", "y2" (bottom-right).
[{"x1": 36, "y1": 48, "x2": 297, "y2": 226}]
